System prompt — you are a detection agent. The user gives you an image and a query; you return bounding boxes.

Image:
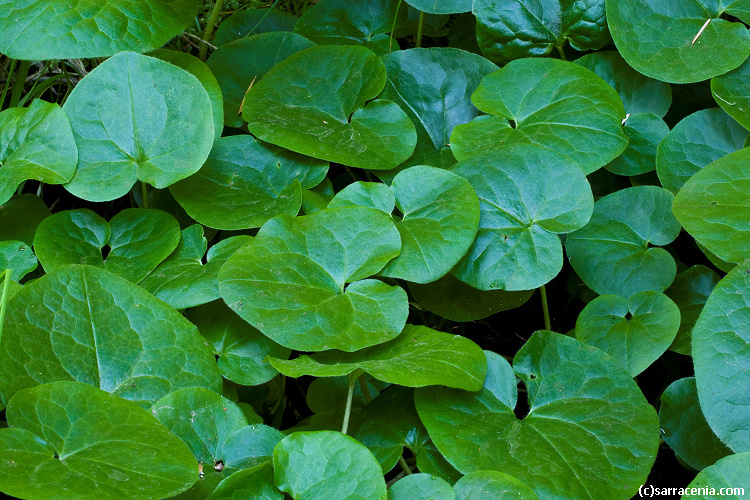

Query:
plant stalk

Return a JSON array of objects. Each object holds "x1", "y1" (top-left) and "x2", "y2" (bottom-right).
[
  {"x1": 398, "y1": 456, "x2": 412, "y2": 475},
  {"x1": 9, "y1": 60, "x2": 31, "y2": 108},
  {"x1": 199, "y1": 0, "x2": 224, "y2": 61},
  {"x1": 358, "y1": 374, "x2": 373, "y2": 404},
  {"x1": 0, "y1": 269, "x2": 13, "y2": 344},
  {"x1": 415, "y1": 11, "x2": 425, "y2": 48},
  {"x1": 141, "y1": 182, "x2": 149, "y2": 209},
  {"x1": 341, "y1": 371, "x2": 358, "y2": 434},
  {"x1": 0, "y1": 58, "x2": 17, "y2": 108},
  {"x1": 540, "y1": 285, "x2": 551, "y2": 331},
  {"x1": 556, "y1": 44, "x2": 567, "y2": 61}
]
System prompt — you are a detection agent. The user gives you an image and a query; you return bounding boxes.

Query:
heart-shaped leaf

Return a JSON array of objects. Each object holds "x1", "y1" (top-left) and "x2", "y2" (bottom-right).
[
  {"x1": 213, "y1": 8, "x2": 298, "y2": 46},
  {"x1": 453, "y1": 471, "x2": 538, "y2": 500},
  {"x1": 566, "y1": 186, "x2": 681, "y2": 298},
  {"x1": 208, "y1": 463, "x2": 284, "y2": 500},
  {"x1": 693, "y1": 261, "x2": 750, "y2": 452},
  {"x1": 607, "y1": 0, "x2": 750, "y2": 83},
  {"x1": 605, "y1": 113, "x2": 669, "y2": 176},
  {"x1": 269, "y1": 325, "x2": 486, "y2": 391},
  {"x1": 712, "y1": 58, "x2": 750, "y2": 131},
  {"x1": 659, "y1": 377, "x2": 731, "y2": 471},
  {"x1": 684, "y1": 453, "x2": 750, "y2": 497},
  {"x1": 388, "y1": 473, "x2": 454, "y2": 500},
  {"x1": 0, "y1": 241, "x2": 37, "y2": 282},
  {"x1": 415, "y1": 332, "x2": 659, "y2": 499},
  {"x1": 473, "y1": 0, "x2": 609, "y2": 63},
  {"x1": 665, "y1": 265, "x2": 721, "y2": 356},
  {"x1": 0, "y1": 0, "x2": 197, "y2": 59},
  {"x1": 0, "y1": 381, "x2": 197, "y2": 500},
  {"x1": 219, "y1": 206, "x2": 407, "y2": 352},
  {"x1": 171, "y1": 135, "x2": 328, "y2": 230},
  {"x1": 0, "y1": 99, "x2": 77, "y2": 205},
  {"x1": 450, "y1": 145, "x2": 594, "y2": 291},
  {"x1": 0, "y1": 194, "x2": 50, "y2": 245},
  {"x1": 34, "y1": 208, "x2": 181, "y2": 283},
  {"x1": 62, "y1": 51, "x2": 214, "y2": 201},
  {"x1": 405, "y1": 0, "x2": 471, "y2": 14},
  {"x1": 575, "y1": 291, "x2": 680, "y2": 376},
  {"x1": 0, "y1": 265, "x2": 222, "y2": 407},
  {"x1": 450, "y1": 58, "x2": 627, "y2": 174},
  {"x1": 673, "y1": 148, "x2": 750, "y2": 264},
  {"x1": 242, "y1": 45, "x2": 417, "y2": 170},
  {"x1": 656, "y1": 108, "x2": 748, "y2": 195},
  {"x1": 273, "y1": 431, "x2": 387, "y2": 499}
]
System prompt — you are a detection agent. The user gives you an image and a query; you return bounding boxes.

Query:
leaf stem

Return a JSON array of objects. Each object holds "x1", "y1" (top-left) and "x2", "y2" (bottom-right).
[
  {"x1": 416, "y1": 11, "x2": 425, "y2": 48},
  {"x1": 141, "y1": 182, "x2": 149, "y2": 209},
  {"x1": 248, "y1": 0, "x2": 281, "y2": 37},
  {"x1": 540, "y1": 285, "x2": 551, "y2": 331},
  {"x1": 1, "y1": 58, "x2": 17, "y2": 108},
  {"x1": 9, "y1": 60, "x2": 31, "y2": 108},
  {"x1": 341, "y1": 370, "x2": 359, "y2": 434},
  {"x1": 358, "y1": 374, "x2": 373, "y2": 404},
  {"x1": 389, "y1": 0, "x2": 404, "y2": 53},
  {"x1": 199, "y1": 0, "x2": 225, "y2": 61},
  {"x1": 398, "y1": 456, "x2": 413, "y2": 475},
  {"x1": 556, "y1": 44, "x2": 567, "y2": 61},
  {"x1": 0, "y1": 269, "x2": 13, "y2": 344}
]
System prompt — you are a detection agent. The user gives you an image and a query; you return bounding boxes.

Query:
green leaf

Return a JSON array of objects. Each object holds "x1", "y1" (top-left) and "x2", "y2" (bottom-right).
[
  {"x1": 450, "y1": 58, "x2": 627, "y2": 174},
  {"x1": 405, "y1": 0, "x2": 471, "y2": 14},
  {"x1": 0, "y1": 265, "x2": 222, "y2": 407},
  {"x1": 656, "y1": 108, "x2": 748, "y2": 194},
  {"x1": 450, "y1": 145, "x2": 594, "y2": 291},
  {"x1": 473, "y1": 0, "x2": 609, "y2": 63},
  {"x1": 208, "y1": 462, "x2": 284, "y2": 500},
  {"x1": 302, "y1": 177, "x2": 335, "y2": 215},
  {"x1": 605, "y1": 113, "x2": 668, "y2": 176},
  {"x1": 34, "y1": 208, "x2": 181, "y2": 283},
  {"x1": 0, "y1": 0, "x2": 197, "y2": 59},
  {"x1": 269, "y1": 325, "x2": 487, "y2": 391},
  {"x1": 273, "y1": 431, "x2": 387, "y2": 499},
  {"x1": 684, "y1": 453, "x2": 750, "y2": 498},
  {"x1": 218, "y1": 206, "x2": 407, "y2": 352},
  {"x1": 575, "y1": 291, "x2": 680, "y2": 376},
  {"x1": 566, "y1": 186, "x2": 681, "y2": 298},
  {"x1": 0, "y1": 99, "x2": 77, "y2": 205},
  {"x1": 243, "y1": 45, "x2": 417, "y2": 170},
  {"x1": 62, "y1": 51, "x2": 214, "y2": 202},
  {"x1": 574, "y1": 50, "x2": 672, "y2": 117},
  {"x1": 0, "y1": 381, "x2": 197, "y2": 500},
  {"x1": 453, "y1": 471, "x2": 539, "y2": 500},
  {"x1": 409, "y1": 273, "x2": 533, "y2": 322},
  {"x1": 213, "y1": 8, "x2": 298, "y2": 46},
  {"x1": 388, "y1": 473, "x2": 455, "y2": 500},
  {"x1": 665, "y1": 265, "x2": 721, "y2": 356},
  {"x1": 659, "y1": 377, "x2": 731, "y2": 471},
  {"x1": 712, "y1": 57, "x2": 750, "y2": 131},
  {"x1": 186, "y1": 300, "x2": 290, "y2": 387},
  {"x1": 693, "y1": 261, "x2": 750, "y2": 452},
  {"x1": 607, "y1": 0, "x2": 750, "y2": 84},
  {"x1": 0, "y1": 194, "x2": 50, "y2": 244},
  {"x1": 328, "y1": 181, "x2": 396, "y2": 213},
  {"x1": 415, "y1": 332, "x2": 659, "y2": 499},
  {"x1": 206, "y1": 32, "x2": 315, "y2": 129},
  {"x1": 171, "y1": 135, "x2": 327, "y2": 230},
  {"x1": 0, "y1": 241, "x2": 37, "y2": 282},
  {"x1": 673, "y1": 148, "x2": 750, "y2": 264}
]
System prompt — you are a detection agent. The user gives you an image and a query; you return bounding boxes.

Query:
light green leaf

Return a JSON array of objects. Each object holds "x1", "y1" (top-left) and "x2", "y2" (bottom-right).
[
  {"x1": 0, "y1": 99, "x2": 77, "y2": 205},
  {"x1": 0, "y1": 265, "x2": 222, "y2": 407},
  {"x1": 0, "y1": 194, "x2": 50, "y2": 244},
  {"x1": 656, "y1": 108, "x2": 748, "y2": 194},
  {"x1": 0, "y1": 241, "x2": 37, "y2": 282},
  {"x1": 62, "y1": 51, "x2": 214, "y2": 201},
  {"x1": 328, "y1": 182, "x2": 396, "y2": 213},
  {"x1": 607, "y1": 0, "x2": 750, "y2": 83},
  {"x1": 0, "y1": 381, "x2": 197, "y2": 500},
  {"x1": 673, "y1": 148, "x2": 750, "y2": 264},
  {"x1": 0, "y1": 0, "x2": 197, "y2": 59},
  {"x1": 450, "y1": 58, "x2": 627, "y2": 174},
  {"x1": 575, "y1": 291, "x2": 680, "y2": 376},
  {"x1": 218, "y1": 206, "x2": 407, "y2": 352},
  {"x1": 684, "y1": 453, "x2": 750, "y2": 499},
  {"x1": 450, "y1": 145, "x2": 594, "y2": 291},
  {"x1": 243, "y1": 45, "x2": 417, "y2": 170},
  {"x1": 269, "y1": 325, "x2": 486, "y2": 391},
  {"x1": 388, "y1": 473, "x2": 455, "y2": 500},
  {"x1": 416, "y1": 331, "x2": 659, "y2": 499},
  {"x1": 712, "y1": 57, "x2": 750, "y2": 131},
  {"x1": 693, "y1": 261, "x2": 750, "y2": 452},
  {"x1": 273, "y1": 431, "x2": 387, "y2": 499},
  {"x1": 213, "y1": 8, "x2": 298, "y2": 46},
  {"x1": 208, "y1": 462, "x2": 284, "y2": 500},
  {"x1": 665, "y1": 265, "x2": 721, "y2": 356},
  {"x1": 453, "y1": 471, "x2": 539, "y2": 500},
  {"x1": 405, "y1": 0, "x2": 471, "y2": 14},
  {"x1": 171, "y1": 135, "x2": 327, "y2": 230},
  {"x1": 659, "y1": 377, "x2": 731, "y2": 471},
  {"x1": 566, "y1": 186, "x2": 681, "y2": 298},
  {"x1": 605, "y1": 113, "x2": 669, "y2": 176},
  {"x1": 33, "y1": 208, "x2": 181, "y2": 283}
]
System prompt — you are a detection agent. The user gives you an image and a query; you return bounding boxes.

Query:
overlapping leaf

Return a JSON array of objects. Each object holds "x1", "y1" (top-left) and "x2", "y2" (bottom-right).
[
  {"x1": 665, "y1": 265, "x2": 720, "y2": 355},
  {"x1": 406, "y1": 0, "x2": 471, "y2": 14},
  {"x1": 712, "y1": 58, "x2": 750, "y2": 131},
  {"x1": 208, "y1": 463, "x2": 284, "y2": 500},
  {"x1": 605, "y1": 113, "x2": 668, "y2": 176},
  {"x1": 0, "y1": 194, "x2": 50, "y2": 244},
  {"x1": 0, "y1": 241, "x2": 37, "y2": 282},
  {"x1": 213, "y1": 8, "x2": 298, "y2": 46},
  {"x1": 685, "y1": 453, "x2": 750, "y2": 497},
  {"x1": 388, "y1": 473, "x2": 454, "y2": 500}
]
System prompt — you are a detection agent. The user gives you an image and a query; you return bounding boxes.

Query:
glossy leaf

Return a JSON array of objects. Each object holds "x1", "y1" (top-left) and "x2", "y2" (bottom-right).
[
  {"x1": 673, "y1": 148, "x2": 750, "y2": 264},
  {"x1": 693, "y1": 261, "x2": 750, "y2": 452},
  {"x1": 273, "y1": 431, "x2": 387, "y2": 499},
  {"x1": 450, "y1": 58, "x2": 627, "y2": 174},
  {"x1": 242, "y1": 45, "x2": 417, "y2": 170},
  {"x1": 0, "y1": 99, "x2": 77, "y2": 205},
  {"x1": 208, "y1": 463, "x2": 284, "y2": 500},
  {"x1": 712, "y1": 57, "x2": 750, "y2": 131},
  {"x1": 0, "y1": 194, "x2": 50, "y2": 244},
  {"x1": 269, "y1": 325, "x2": 486, "y2": 391},
  {"x1": 171, "y1": 135, "x2": 327, "y2": 230},
  {"x1": 575, "y1": 291, "x2": 680, "y2": 376},
  {"x1": 62, "y1": 51, "x2": 214, "y2": 201},
  {"x1": 0, "y1": 265, "x2": 222, "y2": 407},
  {"x1": 607, "y1": 0, "x2": 750, "y2": 83},
  {"x1": 416, "y1": 332, "x2": 659, "y2": 499},
  {"x1": 0, "y1": 381, "x2": 197, "y2": 500},
  {"x1": 605, "y1": 113, "x2": 668, "y2": 176},
  {"x1": 328, "y1": 181, "x2": 396, "y2": 213},
  {"x1": 450, "y1": 145, "x2": 594, "y2": 291},
  {"x1": 388, "y1": 473, "x2": 454, "y2": 500},
  {"x1": 453, "y1": 471, "x2": 539, "y2": 500},
  {"x1": 684, "y1": 453, "x2": 750, "y2": 498},
  {"x1": 665, "y1": 265, "x2": 721, "y2": 356},
  {"x1": 218, "y1": 206, "x2": 407, "y2": 352},
  {"x1": 0, "y1": 241, "x2": 37, "y2": 282},
  {"x1": 566, "y1": 186, "x2": 681, "y2": 298},
  {"x1": 213, "y1": 8, "x2": 298, "y2": 46},
  {"x1": 0, "y1": 0, "x2": 197, "y2": 59},
  {"x1": 656, "y1": 108, "x2": 748, "y2": 194}
]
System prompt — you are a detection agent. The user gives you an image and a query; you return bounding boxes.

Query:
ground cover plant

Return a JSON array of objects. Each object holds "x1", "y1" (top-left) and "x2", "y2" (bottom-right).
[{"x1": 1, "y1": 0, "x2": 750, "y2": 498}]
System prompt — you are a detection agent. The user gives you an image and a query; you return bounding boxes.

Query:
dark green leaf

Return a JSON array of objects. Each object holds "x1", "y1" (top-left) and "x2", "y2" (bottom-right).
[
  {"x1": 0, "y1": 194, "x2": 50, "y2": 244},
  {"x1": 208, "y1": 462, "x2": 284, "y2": 500},
  {"x1": 0, "y1": 241, "x2": 37, "y2": 282},
  {"x1": 665, "y1": 265, "x2": 721, "y2": 356},
  {"x1": 213, "y1": 9, "x2": 298, "y2": 46},
  {"x1": 605, "y1": 113, "x2": 668, "y2": 176},
  {"x1": 388, "y1": 473, "x2": 454, "y2": 500},
  {"x1": 453, "y1": 471, "x2": 539, "y2": 500},
  {"x1": 712, "y1": 57, "x2": 750, "y2": 131},
  {"x1": 405, "y1": 0, "x2": 471, "y2": 14}
]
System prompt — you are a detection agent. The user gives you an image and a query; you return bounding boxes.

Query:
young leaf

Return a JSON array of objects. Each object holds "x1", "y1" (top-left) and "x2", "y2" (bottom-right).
[
  {"x1": 684, "y1": 453, "x2": 750, "y2": 497},
  {"x1": 269, "y1": 324, "x2": 487, "y2": 391},
  {"x1": 388, "y1": 473, "x2": 455, "y2": 500},
  {"x1": 213, "y1": 9, "x2": 299, "y2": 46},
  {"x1": 0, "y1": 381, "x2": 197, "y2": 500},
  {"x1": 453, "y1": 471, "x2": 538, "y2": 500},
  {"x1": 415, "y1": 332, "x2": 659, "y2": 499},
  {"x1": 0, "y1": 194, "x2": 50, "y2": 244},
  {"x1": 665, "y1": 265, "x2": 721, "y2": 356},
  {"x1": 242, "y1": 45, "x2": 417, "y2": 170},
  {"x1": 208, "y1": 463, "x2": 284, "y2": 500},
  {"x1": 0, "y1": 265, "x2": 222, "y2": 407},
  {"x1": 62, "y1": 51, "x2": 214, "y2": 202},
  {"x1": 0, "y1": 99, "x2": 77, "y2": 205}
]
